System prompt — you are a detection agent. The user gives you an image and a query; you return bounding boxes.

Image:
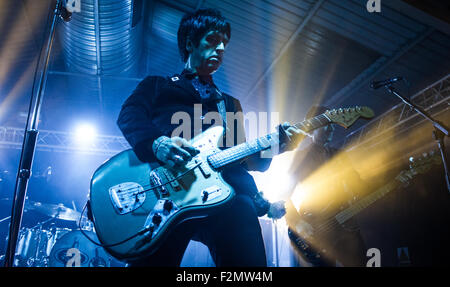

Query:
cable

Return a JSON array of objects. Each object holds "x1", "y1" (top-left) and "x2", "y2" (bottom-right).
[
  {"x1": 77, "y1": 202, "x2": 153, "y2": 248},
  {"x1": 77, "y1": 162, "x2": 202, "y2": 248}
]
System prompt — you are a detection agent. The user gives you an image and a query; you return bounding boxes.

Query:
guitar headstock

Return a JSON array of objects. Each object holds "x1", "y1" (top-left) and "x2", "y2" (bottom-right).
[
  {"x1": 325, "y1": 106, "x2": 375, "y2": 128},
  {"x1": 396, "y1": 151, "x2": 441, "y2": 184}
]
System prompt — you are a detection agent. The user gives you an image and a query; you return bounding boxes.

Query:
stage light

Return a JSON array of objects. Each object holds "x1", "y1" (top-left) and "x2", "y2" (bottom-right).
[
  {"x1": 290, "y1": 183, "x2": 307, "y2": 213},
  {"x1": 74, "y1": 123, "x2": 97, "y2": 145},
  {"x1": 252, "y1": 152, "x2": 296, "y2": 202}
]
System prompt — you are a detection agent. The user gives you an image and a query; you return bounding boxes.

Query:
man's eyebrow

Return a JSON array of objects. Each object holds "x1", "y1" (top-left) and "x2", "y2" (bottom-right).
[{"x1": 207, "y1": 32, "x2": 229, "y2": 44}]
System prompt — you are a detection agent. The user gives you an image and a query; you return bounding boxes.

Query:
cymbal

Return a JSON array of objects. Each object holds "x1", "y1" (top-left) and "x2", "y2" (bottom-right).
[{"x1": 25, "y1": 201, "x2": 81, "y2": 221}]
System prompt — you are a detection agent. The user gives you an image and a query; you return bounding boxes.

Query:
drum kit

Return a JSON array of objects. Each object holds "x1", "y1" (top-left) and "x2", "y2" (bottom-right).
[{"x1": 0, "y1": 198, "x2": 120, "y2": 267}]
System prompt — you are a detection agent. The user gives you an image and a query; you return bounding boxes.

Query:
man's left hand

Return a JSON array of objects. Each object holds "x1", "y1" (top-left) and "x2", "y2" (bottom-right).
[
  {"x1": 279, "y1": 122, "x2": 307, "y2": 152},
  {"x1": 267, "y1": 200, "x2": 286, "y2": 220}
]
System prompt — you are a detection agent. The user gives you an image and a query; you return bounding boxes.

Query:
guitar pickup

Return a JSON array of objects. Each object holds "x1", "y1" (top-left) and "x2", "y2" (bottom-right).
[
  {"x1": 195, "y1": 159, "x2": 211, "y2": 178},
  {"x1": 161, "y1": 169, "x2": 181, "y2": 191},
  {"x1": 150, "y1": 170, "x2": 169, "y2": 196}
]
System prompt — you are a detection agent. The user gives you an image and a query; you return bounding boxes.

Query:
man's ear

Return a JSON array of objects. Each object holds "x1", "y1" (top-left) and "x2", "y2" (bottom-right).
[{"x1": 186, "y1": 38, "x2": 194, "y2": 53}]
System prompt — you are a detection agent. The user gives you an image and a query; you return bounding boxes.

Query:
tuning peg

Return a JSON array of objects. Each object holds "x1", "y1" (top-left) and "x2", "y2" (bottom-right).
[{"x1": 409, "y1": 157, "x2": 415, "y2": 168}]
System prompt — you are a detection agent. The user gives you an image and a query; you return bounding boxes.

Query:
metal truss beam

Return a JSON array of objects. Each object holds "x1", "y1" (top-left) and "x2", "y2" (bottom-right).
[
  {"x1": 0, "y1": 127, "x2": 130, "y2": 156},
  {"x1": 340, "y1": 74, "x2": 450, "y2": 150}
]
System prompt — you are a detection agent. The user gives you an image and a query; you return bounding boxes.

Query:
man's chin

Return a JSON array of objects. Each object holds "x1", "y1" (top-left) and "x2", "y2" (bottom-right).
[{"x1": 206, "y1": 65, "x2": 220, "y2": 75}]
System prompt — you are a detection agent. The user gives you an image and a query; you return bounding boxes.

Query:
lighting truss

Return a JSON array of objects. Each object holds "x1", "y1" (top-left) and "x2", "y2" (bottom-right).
[
  {"x1": 342, "y1": 74, "x2": 450, "y2": 150},
  {"x1": 0, "y1": 127, "x2": 130, "y2": 156}
]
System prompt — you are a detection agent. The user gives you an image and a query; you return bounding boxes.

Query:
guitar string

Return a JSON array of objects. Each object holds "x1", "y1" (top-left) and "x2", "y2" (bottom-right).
[
  {"x1": 83, "y1": 109, "x2": 363, "y2": 249},
  {"x1": 116, "y1": 162, "x2": 203, "y2": 197},
  {"x1": 303, "y1": 181, "x2": 400, "y2": 236},
  {"x1": 307, "y1": 156, "x2": 435, "y2": 236},
  {"x1": 121, "y1": 110, "x2": 346, "y2": 193},
  {"x1": 101, "y1": 110, "x2": 361, "y2": 241},
  {"x1": 127, "y1": 108, "x2": 353, "y2": 194},
  {"x1": 110, "y1": 113, "x2": 343, "y2": 223},
  {"x1": 208, "y1": 113, "x2": 337, "y2": 169}
]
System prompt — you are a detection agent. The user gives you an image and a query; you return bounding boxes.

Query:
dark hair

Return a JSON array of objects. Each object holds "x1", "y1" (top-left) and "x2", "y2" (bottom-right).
[
  {"x1": 305, "y1": 105, "x2": 330, "y2": 120},
  {"x1": 177, "y1": 8, "x2": 231, "y2": 63}
]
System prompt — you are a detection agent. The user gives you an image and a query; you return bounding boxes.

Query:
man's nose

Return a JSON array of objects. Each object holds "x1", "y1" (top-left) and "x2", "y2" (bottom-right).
[{"x1": 216, "y1": 42, "x2": 225, "y2": 52}]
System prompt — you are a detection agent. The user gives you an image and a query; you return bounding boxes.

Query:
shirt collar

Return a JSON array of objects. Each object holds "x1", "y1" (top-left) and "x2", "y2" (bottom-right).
[{"x1": 181, "y1": 69, "x2": 213, "y2": 84}]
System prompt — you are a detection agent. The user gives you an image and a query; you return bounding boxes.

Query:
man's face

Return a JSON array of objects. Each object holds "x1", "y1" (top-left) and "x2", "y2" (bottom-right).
[{"x1": 187, "y1": 30, "x2": 229, "y2": 75}]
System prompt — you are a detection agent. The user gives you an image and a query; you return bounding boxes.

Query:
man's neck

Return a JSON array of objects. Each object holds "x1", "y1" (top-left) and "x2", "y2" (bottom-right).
[
  {"x1": 184, "y1": 60, "x2": 214, "y2": 84},
  {"x1": 198, "y1": 73, "x2": 213, "y2": 84}
]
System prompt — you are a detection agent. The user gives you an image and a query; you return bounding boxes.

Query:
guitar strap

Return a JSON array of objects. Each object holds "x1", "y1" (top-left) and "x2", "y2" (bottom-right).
[
  {"x1": 191, "y1": 77, "x2": 228, "y2": 131},
  {"x1": 215, "y1": 91, "x2": 234, "y2": 144},
  {"x1": 215, "y1": 91, "x2": 227, "y2": 129}
]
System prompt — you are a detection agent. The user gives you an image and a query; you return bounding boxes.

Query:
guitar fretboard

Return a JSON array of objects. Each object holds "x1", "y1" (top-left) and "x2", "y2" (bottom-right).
[
  {"x1": 207, "y1": 114, "x2": 331, "y2": 169},
  {"x1": 335, "y1": 180, "x2": 400, "y2": 224}
]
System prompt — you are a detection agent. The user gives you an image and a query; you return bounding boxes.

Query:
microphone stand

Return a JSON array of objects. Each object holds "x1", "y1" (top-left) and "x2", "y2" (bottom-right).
[
  {"x1": 384, "y1": 84, "x2": 450, "y2": 193},
  {"x1": 4, "y1": 0, "x2": 63, "y2": 267}
]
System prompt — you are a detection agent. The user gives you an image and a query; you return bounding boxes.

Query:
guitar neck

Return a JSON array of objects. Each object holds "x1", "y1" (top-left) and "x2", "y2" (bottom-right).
[
  {"x1": 334, "y1": 179, "x2": 400, "y2": 225},
  {"x1": 207, "y1": 114, "x2": 332, "y2": 169}
]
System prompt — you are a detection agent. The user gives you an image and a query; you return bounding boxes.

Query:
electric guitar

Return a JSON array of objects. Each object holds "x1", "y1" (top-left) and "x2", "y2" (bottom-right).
[
  {"x1": 89, "y1": 106, "x2": 374, "y2": 261},
  {"x1": 287, "y1": 151, "x2": 442, "y2": 263}
]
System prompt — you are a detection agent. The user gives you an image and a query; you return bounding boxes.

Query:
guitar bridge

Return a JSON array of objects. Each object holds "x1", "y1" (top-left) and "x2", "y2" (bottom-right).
[{"x1": 108, "y1": 182, "x2": 146, "y2": 215}]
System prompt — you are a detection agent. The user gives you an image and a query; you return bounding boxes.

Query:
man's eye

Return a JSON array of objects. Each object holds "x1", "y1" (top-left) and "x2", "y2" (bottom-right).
[{"x1": 207, "y1": 36, "x2": 219, "y2": 45}]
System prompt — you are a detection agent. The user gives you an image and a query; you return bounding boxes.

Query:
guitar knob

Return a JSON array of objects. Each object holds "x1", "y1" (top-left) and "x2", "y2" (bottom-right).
[
  {"x1": 163, "y1": 200, "x2": 173, "y2": 212},
  {"x1": 202, "y1": 191, "x2": 209, "y2": 202},
  {"x1": 152, "y1": 213, "x2": 162, "y2": 225}
]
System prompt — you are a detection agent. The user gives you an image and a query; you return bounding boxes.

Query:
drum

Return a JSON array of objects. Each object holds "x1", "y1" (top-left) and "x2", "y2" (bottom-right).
[
  {"x1": 47, "y1": 227, "x2": 72, "y2": 252},
  {"x1": 48, "y1": 230, "x2": 110, "y2": 267},
  {"x1": 15, "y1": 227, "x2": 53, "y2": 267}
]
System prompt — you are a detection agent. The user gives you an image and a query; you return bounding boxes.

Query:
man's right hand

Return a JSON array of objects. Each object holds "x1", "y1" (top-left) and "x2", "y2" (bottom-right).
[{"x1": 152, "y1": 136, "x2": 199, "y2": 167}]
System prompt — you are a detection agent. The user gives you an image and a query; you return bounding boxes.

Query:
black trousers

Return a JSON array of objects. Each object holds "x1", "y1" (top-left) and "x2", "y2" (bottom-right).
[{"x1": 128, "y1": 194, "x2": 267, "y2": 267}]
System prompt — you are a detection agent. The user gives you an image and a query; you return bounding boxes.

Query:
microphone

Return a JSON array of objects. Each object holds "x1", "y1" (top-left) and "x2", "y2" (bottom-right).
[{"x1": 370, "y1": 77, "x2": 403, "y2": 90}]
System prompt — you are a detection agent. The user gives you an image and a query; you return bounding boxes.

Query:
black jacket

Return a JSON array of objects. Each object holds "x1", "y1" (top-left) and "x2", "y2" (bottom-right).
[{"x1": 117, "y1": 72, "x2": 271, "y2": 197}]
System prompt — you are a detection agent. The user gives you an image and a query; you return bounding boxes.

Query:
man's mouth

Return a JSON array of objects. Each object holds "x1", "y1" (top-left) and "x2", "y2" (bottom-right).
[{"x1": 208, "y1": 57, "x2": 221, "y2": 63}]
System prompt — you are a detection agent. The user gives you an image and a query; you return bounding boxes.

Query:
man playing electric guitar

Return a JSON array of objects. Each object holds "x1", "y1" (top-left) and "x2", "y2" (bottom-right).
[
  {"x1": 285, "y1": 106, "x2": 367, "y2": 267},
  {"x1": 117, "y1": 8, "x2": 303, "y2": 266}
]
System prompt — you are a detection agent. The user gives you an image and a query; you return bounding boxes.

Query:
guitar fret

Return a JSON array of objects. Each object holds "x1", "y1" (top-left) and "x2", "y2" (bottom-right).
[
  {"x1": 336, "y1": 180, "x2": 402, "y2": 224},
  {"x1": 207, "y1": 110, "x2": 339, "y2": 169}
]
